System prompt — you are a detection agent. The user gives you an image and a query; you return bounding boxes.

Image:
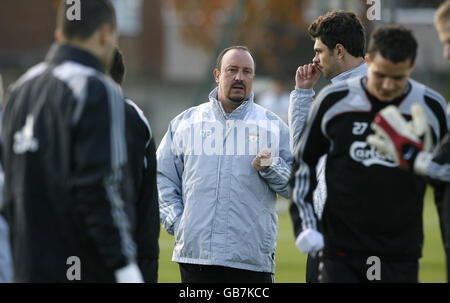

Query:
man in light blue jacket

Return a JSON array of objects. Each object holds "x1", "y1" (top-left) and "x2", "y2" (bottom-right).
[{"x1": 157, "y1": 46, "x2": 292, "y2": 282}]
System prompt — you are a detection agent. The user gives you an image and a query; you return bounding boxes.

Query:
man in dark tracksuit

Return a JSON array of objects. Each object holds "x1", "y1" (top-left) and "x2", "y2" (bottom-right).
[
  {"x1": 109, "y1": 49, "x2": 160, "y2": 283},
  {"x1": 0, "y1": 0, "x2": 144, "y2": 282},
  {"x1": 288, "y1": 10, "x2": 368, "y2": 283},
  {"x1": 291, "y1": 26, "x2": 449, "y2": 282}
]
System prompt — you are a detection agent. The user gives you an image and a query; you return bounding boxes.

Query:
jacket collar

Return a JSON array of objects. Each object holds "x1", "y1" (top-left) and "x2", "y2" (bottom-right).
[
  {"x1": 46, "y1": 43, "x2": 105, "y2": 73},
  {"x1": 331, "y1": 61, "x2": 368, "y2": 84},
  {"x1": 208, "y1": 87, "x2": 254, "y2": 120}
]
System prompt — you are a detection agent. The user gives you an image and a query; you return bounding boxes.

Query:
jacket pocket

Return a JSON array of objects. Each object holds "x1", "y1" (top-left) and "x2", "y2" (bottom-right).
[{"x1": 261, "y1": 209, "x2": 277, "y2": 254}]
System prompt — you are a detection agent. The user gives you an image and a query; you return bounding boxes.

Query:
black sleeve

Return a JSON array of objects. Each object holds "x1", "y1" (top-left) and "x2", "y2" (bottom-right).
[
  {"x1": 289, "y1": 199, "x2": 303, "y2": 237},
  {"x1": 289, "y1": 89, "x2": 336, "y2": 234},
  {"x1": 70, "y1": 78, "x2": 135, "y2": 271},
  {"x1": 136, "y1": 138, "x2": 160, "y2": 283}
]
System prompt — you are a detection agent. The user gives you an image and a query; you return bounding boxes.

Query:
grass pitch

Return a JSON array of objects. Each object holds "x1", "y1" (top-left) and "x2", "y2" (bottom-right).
[{"x1": 157, "y1": 186, "x2": 446, "y2": 283}]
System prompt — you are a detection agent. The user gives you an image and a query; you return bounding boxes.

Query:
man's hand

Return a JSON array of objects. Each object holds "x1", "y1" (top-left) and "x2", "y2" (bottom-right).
[
  {"x1": 366, "y1": 104, "x2": 430, "y2": 171},
  {"x1": 295, "y1": 63, "x2": 321, "y2": 89},
  {"x1": 114, "y1": 262, "x2": 144, "y2": 283},
  {"x1": 252, "y1": 148, "x2": 272, "y2": 171},
  {"x1": 295, "y1": 229, "x2": 324, "y2": 257}
]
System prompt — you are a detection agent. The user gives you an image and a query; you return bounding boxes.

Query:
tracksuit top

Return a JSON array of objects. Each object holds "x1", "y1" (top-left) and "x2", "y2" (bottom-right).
[
  {"x1": 0, "y1": 44, "x2": 159, "y2": 282},
  {"x1": 291, "y1": 76, "x2": 449, "y2": 260},
  {"x1": 157, "y1": 88, "x2": 293, "y2": 273}
]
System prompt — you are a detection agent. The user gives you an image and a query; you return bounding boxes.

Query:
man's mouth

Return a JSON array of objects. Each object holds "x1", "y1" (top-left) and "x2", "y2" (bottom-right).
[{"x1": 231, "y1": 83, "x2": 245, "y2": 91}]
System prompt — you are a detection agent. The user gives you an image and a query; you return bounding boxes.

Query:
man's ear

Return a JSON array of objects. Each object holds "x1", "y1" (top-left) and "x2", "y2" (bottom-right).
[
  {"x1": 54, "y1": 28, "x2": 65, "y2": 43},
  {"x1": 98, "y1": 24, "x2": 111, "y2": 46},
  {"x1": 409, "y1": 60, "x2": 416, "y2": 72},
  {"x1": 335, "y1": 43, "x2": 345, "y2": 60},
  {"x1": 213, "y1": 68, "x2": 220, "y2": 84},
  {"x1": 365, "y1": 53, "x2": 371, "y2": 65}
]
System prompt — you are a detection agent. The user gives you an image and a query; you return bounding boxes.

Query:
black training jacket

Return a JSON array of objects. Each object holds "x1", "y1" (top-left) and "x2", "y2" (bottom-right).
[
  {"x1": 0, "y1": 44, "x2": 157, "y2": 282},
  {"x1": 290, "y1": 76, "x2": 449, "y2": 261},
  {"x1": 123, "y1": 99, "x2": 160, "y2": 283}
]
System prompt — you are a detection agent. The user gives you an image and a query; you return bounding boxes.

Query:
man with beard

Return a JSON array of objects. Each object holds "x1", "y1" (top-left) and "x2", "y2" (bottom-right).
[{"x1": 157, "y1": 46, "x2": 292, "y2": 282}]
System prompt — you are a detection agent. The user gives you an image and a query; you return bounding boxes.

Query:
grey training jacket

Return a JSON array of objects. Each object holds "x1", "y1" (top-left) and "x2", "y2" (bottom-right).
[{"x1": 157, "y1": 88, "x2": 292, "y2": 273}]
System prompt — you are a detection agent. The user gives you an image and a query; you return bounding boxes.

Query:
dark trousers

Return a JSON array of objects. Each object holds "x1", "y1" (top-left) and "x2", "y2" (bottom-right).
[
  {"x1": 318, "y1": 255, "x2": 419, "y2": 283},
  {"x1": 306, "y1": 254, "x2": 320, "y2": 283},
  {"x1": 179, "y1": 263, "x2": 273, "y2": 283}
]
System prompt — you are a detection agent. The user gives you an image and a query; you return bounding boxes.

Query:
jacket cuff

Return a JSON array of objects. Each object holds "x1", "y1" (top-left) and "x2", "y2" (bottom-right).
[
  {"x1": 413, "y1": 151, "x2": 433, "y2": 176},
  {"x1": 293, "y1": 87, "x2": 315, "y2": 98},
  {"x1": 258, "y1": 157, "x2": 279, "y2": 178}
]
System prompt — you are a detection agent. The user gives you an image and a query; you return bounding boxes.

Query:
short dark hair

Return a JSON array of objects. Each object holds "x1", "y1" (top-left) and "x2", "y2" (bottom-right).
[
  {"x1": 56, "y1": 0, "x2": 117, "y2": 41},
  {"x1": 308, "y1": 10, "x2": 365, "y2": 58},
  {"x1": 368, "y1": 25, "x2": 418, "y2": 65},
  {"x1": 216, "y1": 45, "x2": 254, "y2": 71},
  {"x1": 109, "y1": 48, "x2": 125, "y2": 85}
]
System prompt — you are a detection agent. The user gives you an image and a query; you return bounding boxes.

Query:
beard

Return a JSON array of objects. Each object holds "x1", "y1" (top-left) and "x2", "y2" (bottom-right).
[
  {"x1": 228, "y1": 94, "x2": 245, "y2": 102},
  {"x1": 227, "y1": 81, "x2": 247, "y2": 102}
]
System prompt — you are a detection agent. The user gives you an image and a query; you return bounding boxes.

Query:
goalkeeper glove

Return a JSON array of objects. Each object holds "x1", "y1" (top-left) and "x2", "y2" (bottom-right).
[
  {"x1": 366, "y1": 104, "x2": 433, "y2": 174},
  {"x1": 295, "y1": 229, "x2": 324, "y2": 257}
]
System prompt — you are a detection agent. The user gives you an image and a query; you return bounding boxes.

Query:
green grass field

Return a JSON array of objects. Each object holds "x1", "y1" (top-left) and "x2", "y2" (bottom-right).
[{"x1": 157, "y1": 187, "x2": 446, "y2": 283}]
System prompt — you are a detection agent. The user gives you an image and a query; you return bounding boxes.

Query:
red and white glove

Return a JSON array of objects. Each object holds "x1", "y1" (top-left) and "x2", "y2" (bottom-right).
[{"x1": 366, "y1": 104, "x2": 433, "y2": 174}]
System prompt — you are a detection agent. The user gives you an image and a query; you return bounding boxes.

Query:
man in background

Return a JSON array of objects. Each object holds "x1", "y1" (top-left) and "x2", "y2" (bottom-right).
[
  {"x1": 366, "y1": 0, "x2": 450, "y2": 282},
  {"x1": 288, "y1": 10, "x2": 367, "y2": 283},
  {"x1": 291, "y1": 25, "x2": 448, "y2": 282},
  {"x1": 1, "y1": 0, "x2": 142, "y2": 282},
  {"x1": 108, "y1": 49, "x2": 160, "y2": 283}
]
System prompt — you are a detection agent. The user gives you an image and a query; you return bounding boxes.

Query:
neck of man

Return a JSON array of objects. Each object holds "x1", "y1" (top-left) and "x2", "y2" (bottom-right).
[
  {"x1": 66, "y1": 39, "x2": 105, "y2": 69},
  {"x1": 220, "y1": 99, "x2": 243, "y2": 114},
  {"x1": 339, "y1": 56, "x2": 365, "y2": 75}
]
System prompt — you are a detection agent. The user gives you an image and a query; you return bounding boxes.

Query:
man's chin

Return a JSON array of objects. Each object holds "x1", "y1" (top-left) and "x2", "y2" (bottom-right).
[{"x1": 228, "y1": 95, "x2": 245, "y2": 103}]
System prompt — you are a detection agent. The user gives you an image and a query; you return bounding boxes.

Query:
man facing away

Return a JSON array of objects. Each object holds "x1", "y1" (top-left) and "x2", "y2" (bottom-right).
[
  {"x1": 108, "y1": 49, "x2": 160, "y2": 283},
  {"x1": 0, "y1": 0, "x2": 142, "y2": 282},
  {"x1": 157, "y1": 46, "x2": 292, "y2": 283},
  {"x1": 288, "y1": 10, "x2": 367, "y2": 283},
  {"x1": 291, "y1": 25, "x2": 449, "y2": 282}
]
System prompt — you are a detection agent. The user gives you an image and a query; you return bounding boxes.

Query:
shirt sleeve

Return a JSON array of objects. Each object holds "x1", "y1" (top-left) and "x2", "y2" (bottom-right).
[
  {"x1": 156, "y1": 121, "x2": 185, "y2": 236},
  {"x1": 70, "y1": 78, "x2": 136, "y2": 271},
  {"x1": 288, "y1": 88, "x2": 315, "y2": 153},
  {"x1": 426, "y1": 133, "x2": 450, "y2": 182},
  {"x1": 289, "y1": 89, "x2": 331, "y2": 233},
  {"x1": 136, "y1": 138, "x2": 160, "y2": 283},
  {"x1": 258, "y1": 121, "x2": 293, "y2": 198}
]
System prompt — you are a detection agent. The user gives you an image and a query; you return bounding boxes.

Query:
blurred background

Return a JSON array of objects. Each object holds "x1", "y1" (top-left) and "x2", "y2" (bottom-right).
[
  {"x1": 0, "y1": 0, "x2": 449, "y2": 282},
  {"x1": 1, "y1": 0, "x2": 448, "y2": 145}
]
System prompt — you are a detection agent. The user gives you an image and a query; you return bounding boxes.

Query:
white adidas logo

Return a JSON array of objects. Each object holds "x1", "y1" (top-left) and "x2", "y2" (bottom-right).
[{"x1": 13, "y1": 115, "x2": 39, "y2": 154}]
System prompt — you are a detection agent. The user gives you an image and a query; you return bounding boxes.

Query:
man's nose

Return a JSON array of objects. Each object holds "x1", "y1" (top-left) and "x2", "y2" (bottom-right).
[
  {"x1": 234, "y1": 70, "x2": 244, "y2": 81},
  {"x1": 313, "y1": 53, "x2": 320, "y2": 64},
  {"x1": 381, "y1": 78, "x2": 395, "y2": 90}
]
